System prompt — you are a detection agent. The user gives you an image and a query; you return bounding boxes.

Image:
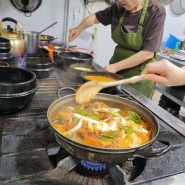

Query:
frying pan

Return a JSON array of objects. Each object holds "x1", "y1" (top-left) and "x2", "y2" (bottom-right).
[{"x1": 47, "y1": 93, "x2": 172, "y2": 164}]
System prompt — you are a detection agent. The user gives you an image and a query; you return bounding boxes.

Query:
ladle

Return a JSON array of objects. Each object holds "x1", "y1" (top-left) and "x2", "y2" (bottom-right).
[
  {"x1": 39, "y1": 21, "x2": 58, "y2": 34},
  {"x1": 75, "y1": 75, "x2": 145, "y2": 104}
]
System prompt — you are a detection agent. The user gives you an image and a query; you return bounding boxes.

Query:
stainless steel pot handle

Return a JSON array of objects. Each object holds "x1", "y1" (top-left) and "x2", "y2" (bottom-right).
[{"x1": 133, "y1": 140, "x2": 172, "y2": 158}]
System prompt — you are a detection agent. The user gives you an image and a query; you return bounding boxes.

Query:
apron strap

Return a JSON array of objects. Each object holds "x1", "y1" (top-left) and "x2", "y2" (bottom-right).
[
  {"x1": 118, "y1": 11, "x2": 126, "y2": 26},
  {"x1": 138, "y1": 0, "x2": 149, "y2": 32}
]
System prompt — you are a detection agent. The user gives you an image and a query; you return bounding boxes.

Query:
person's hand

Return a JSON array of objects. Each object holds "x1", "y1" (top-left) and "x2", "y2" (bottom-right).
[
  {"x1": 104, "y1": 63, "x2": 119, "y2": 73},
  {"x1": 68, "y1": 27, "x2": 82, "y2": 42},
  {"x1": 142, "y1": 59, "x2": 185, "y2": 86}
]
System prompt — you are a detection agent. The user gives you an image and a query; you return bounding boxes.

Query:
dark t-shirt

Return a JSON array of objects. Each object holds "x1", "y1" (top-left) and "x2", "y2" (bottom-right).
[{"x1": 95, "y1": 0, "x2": 166, "y2": 52}]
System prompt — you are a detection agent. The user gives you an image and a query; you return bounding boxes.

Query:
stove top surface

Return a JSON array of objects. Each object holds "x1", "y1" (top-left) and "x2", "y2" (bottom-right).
[{"x1": 0, "y1": 61, "x2": 185, "y2": 185}]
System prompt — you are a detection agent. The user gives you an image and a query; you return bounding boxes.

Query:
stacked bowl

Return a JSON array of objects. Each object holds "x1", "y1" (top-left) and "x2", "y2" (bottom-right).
[
  {"x1": 0, "y1": 37, "x2": 12, "y2": 60},
  {"x1": 0, "y1": 67, "x2": 37, "y2": 114}
]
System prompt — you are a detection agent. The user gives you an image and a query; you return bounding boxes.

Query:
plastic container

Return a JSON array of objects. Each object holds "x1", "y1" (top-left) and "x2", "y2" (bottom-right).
[{"x1": 165, "y1": 34, "x2": 181, "y2": 51}]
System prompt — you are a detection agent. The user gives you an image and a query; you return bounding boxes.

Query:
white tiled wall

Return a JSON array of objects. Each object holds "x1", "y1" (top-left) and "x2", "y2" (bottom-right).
[{"x1": 0, "y1": 0, "x2": 65, "y2": 41}]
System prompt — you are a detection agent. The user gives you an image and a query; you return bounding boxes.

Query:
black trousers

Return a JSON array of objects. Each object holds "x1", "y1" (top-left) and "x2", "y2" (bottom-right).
[{"x1": 159, "y1": 95, "x2": 180, "y2": 114}]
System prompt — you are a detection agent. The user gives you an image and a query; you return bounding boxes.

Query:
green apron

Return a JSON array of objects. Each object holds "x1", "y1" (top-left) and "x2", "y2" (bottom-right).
[{"x1": 110, "y1": 0, "x2": 155, "y2": 98}]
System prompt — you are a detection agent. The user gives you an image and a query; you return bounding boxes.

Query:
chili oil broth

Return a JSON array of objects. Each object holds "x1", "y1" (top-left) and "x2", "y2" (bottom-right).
[{"x1": 51, "y1": 102, "x2": 152, "y2": 149}]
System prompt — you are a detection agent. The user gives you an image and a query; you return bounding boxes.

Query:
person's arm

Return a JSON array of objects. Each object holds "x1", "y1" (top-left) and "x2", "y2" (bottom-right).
[
  {"x1": 142, "y1": 59, "x2": 185, "y2": 86},
  {"x1": 68, "y1": 13, "x2": 100, "y2": 42},
  {"x1": 105, "y1": 50, "x2": 154, "y2": 73}
]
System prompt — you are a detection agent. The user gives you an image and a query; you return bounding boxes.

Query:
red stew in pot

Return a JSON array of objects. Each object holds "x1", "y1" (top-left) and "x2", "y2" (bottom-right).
[{"x1": 51, "y1": 101, "x2": 152, "y2": 149}]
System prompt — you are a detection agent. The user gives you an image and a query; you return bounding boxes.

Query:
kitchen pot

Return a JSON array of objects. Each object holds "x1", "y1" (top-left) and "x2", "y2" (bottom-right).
[
  {"x1": 181, "y1": 0, "x2": 185, "y2": 10},
  {"x1": 170, "y1": 0, "x2": 185, "y2": 15},
  {"x1": 158, "y1": 0, "x2": 170, "y2": 4},
  {"x1": 40, "y1": 35, "x2": 55, "y2": 46},
  {"x1": 23, "y1": 31, "x2": 40, "y2": 55},
  {"x1": 47, "y1": 93, "x2": 172, "y2": 164},
  {"x1": 68, "y1": 63, "x2": 95, "y2": 76},
  {"x1": 0, "y1": 67, "x2": 37, "y2": 113},
  {"x1": 25, "y1": 57, "x2": 54, "y2": 79},
  {"x1": 0, "y1": 17, "x2": 25, "y2": 56},
  {"x1": 57, "y1": 51, "x2": 93, "y2": 68},
  {"x1": 10, "y1": 0, "x2": 42, "y2": 16},
  {"x1": 81, "y1": 71, "x2": 123, "y2": 94}
]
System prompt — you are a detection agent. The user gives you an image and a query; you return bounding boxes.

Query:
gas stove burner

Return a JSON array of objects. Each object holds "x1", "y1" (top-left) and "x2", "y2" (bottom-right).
[{"x1": 80, "y1": 160, "x2": 106, "y2": 171}]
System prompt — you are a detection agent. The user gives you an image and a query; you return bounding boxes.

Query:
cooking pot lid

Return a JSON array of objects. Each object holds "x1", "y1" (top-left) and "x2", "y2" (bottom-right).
[
  {"x1": 158, "y1": 0, "x2": 170, "y2": 4},
  {"x1": 10, "y1": 0, "x2": 42, "y2": 13},
  {"x1": 170, "y1": 0, "x2": 185, "y2": 15},
  {"x1": 181, "y1": 0, "x2": 185, "y2": 10}
]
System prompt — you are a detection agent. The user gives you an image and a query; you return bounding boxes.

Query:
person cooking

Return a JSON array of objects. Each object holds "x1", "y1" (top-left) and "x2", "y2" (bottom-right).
[{"x1": 68, "y1": 0, "x2": 166, "y2": 98}]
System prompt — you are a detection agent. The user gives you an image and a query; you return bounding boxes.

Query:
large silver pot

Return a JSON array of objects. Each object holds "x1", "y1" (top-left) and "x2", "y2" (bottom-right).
[
  {"x1": 0, "y1": 67, "x2": 37, "y2": 114},
  {"x1": 23, "y1": 31, "x2": 40, "y2": 55},
  {"x1": 10, "y1": 0, "x2": 42, "y2": 16},
  {"x1": 47, "y1": 93, "x2": 172, "y2": 164}
]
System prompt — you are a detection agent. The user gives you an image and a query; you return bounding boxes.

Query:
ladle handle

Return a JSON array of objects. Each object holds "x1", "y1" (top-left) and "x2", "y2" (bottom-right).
[
  {"x1": 102, "y1": 75, "x2": 145, "y2": 87},
  {"x1": 39, "y1": 21, "x2": 58, "y2": 34}
]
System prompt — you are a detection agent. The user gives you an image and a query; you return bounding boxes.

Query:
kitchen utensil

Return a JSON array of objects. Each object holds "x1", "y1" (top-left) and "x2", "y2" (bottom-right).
[
  {"x1": 42, "y1": 45, "x2": 87, "y2": 52},
  {"x1": 25, "y1": 57, "x2": 54, "y2": 79},
  {"x1": 10, "y1": 0, "x2": 42, "y2": 16},
  {"x1": 170, "y1": 0, "x2": 185, "y2": 15},
  {"x1": 47, "y1": 93, "x2": 171, "y2": 164},
  {"x1": 66, "y1": 47, "x2": 88, "y2": 51},
  {"x1": 65, "y1": 43, "x2": 69, "y2": 51},
  {"x1": 81, "y1": 71, "x2": 123, "y2": 94},
  {"x1": 40, "y1": 35, "x2": 56, "y2": 46},
  {"x1": 0, "y1": 67, "x2": 37, "y2": 113},
  {"x1": 157, "y1": 0, "x2": 170, "y2": 4},
  {"x1": 75, "y1": 75, "x2": 145, "y2": 104},
  {"x1": 0, "y1": 17, "x2": 25, "y2": 56},
  {"x1": 57, "y1": 51, "x2": 93, "y2": 67},
  {"x1": 69, "y1": 63, "x2": 95, "y2": 75},
  {"x1": 39, "y1": 21, "x2": 58, "y2": 34},
  {"x1": 181, "y1": 0, "x2": 185, "y2": 10},
  {"x1": 23, "y1": 31, "x2": 40, "y2": 55}
]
